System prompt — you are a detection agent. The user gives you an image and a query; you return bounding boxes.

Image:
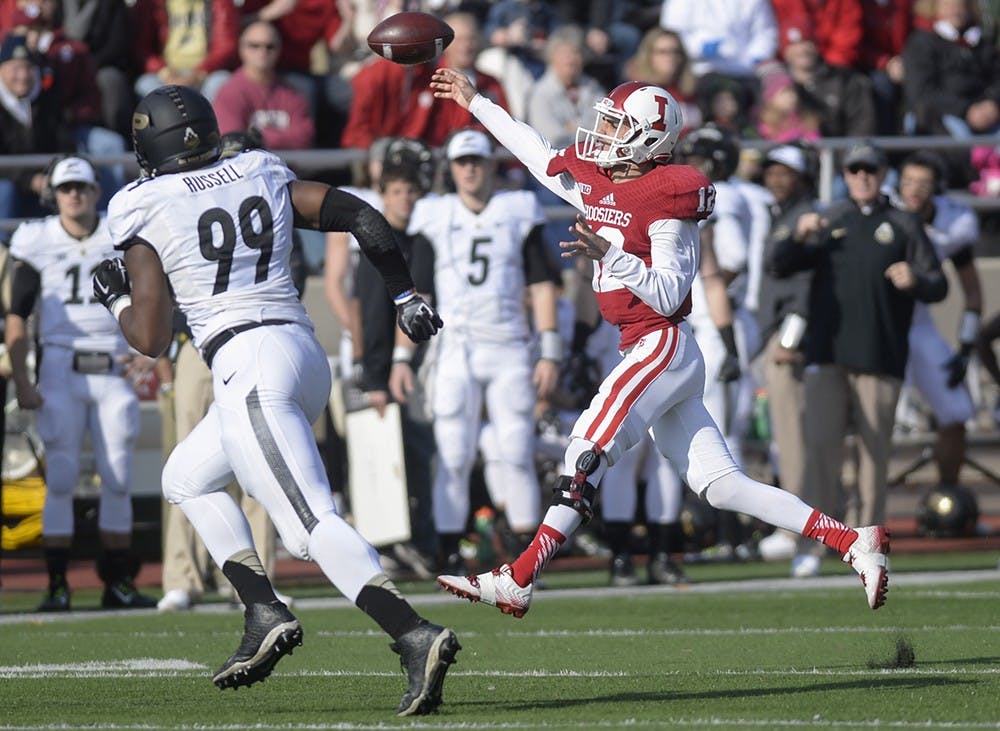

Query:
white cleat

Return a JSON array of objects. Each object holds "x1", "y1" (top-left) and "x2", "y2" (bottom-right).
[
  {"x1": 842, "y1": 526, "x2": 890, "y2": 610},
  {"x1": 437, "y1": 564, "x2": 533, "y2": 618},
  {"x1": 157, "y1": 589, "x2": 192, "y2": 612}
]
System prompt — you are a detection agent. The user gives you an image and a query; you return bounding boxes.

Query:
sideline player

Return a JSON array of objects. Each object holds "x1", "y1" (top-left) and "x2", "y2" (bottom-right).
[
  {"x1": 430, "y1": 69, "x2": 891, "y2": 617},
  {"x1": 408, "y1": 128, "x2": 561, "y2": 572},
  {"x1": 894, "y1": 151, "x2": 981, "y2": 487},
  {"x1": 91, "y1": 86, "x2": 458, "y2": 716},
  {"x1": 6, "y1": 156, "x2": 157, "y2": 612}
]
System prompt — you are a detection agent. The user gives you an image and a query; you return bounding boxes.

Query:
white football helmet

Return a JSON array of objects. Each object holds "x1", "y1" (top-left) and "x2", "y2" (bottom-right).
[{"x1": 576, "y1": 81, "x2": 684, "y2": 168}]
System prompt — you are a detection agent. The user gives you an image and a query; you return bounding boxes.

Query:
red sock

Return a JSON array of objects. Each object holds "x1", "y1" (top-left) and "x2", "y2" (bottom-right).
[
  {"x1": 509, "y1": 525, "x2": 566, "y2": 587},
  {"x1": 802, "y1": 510, "x2": 858, "y2": 554}
]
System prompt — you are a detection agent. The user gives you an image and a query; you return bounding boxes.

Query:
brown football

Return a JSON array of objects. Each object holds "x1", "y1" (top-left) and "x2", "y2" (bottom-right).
[{"x1": 366, "y1": 12, "x2": 455, "y2": 66}]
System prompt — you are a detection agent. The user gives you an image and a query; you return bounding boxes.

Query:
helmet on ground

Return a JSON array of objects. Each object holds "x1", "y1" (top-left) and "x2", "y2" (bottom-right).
[
  {"x1": 674, "y1": 123, "x2": 740, "y2": 181},
  {"x1": 576, "y1": 81, "x2": 683, "y2": 168},
  {"x1": 132, "y1": 85, "x2": 221, "y2": 177},
  {"x1": 917, "y1": 483, "x2": 979, "y2": 538}
]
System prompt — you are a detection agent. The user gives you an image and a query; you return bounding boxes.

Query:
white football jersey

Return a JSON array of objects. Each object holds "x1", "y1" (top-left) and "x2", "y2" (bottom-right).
[
  {"x1": 10, "y1": 215, "x2": 126, "y2": 353},
  {"x1": 409, "y1": 189, "x2": 545, "y2": 343},
  {"x1": 107, "y1": 150, "x2": 312, "y2": 351},
  {"x1": 689, "y1": 179, "x2": 752, "y2": 332}
]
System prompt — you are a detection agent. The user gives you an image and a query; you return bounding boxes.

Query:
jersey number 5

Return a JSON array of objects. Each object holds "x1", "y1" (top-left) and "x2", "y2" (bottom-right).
[{"x1": 198, "y1": 196, "x2": 274, "y2": 295}]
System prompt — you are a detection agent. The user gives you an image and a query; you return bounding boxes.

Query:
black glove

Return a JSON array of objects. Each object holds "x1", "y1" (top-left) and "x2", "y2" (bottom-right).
[
  {"x1": 93, "y1": 258, "x2": 131, "y2": 314},
  {"x1": 944, "y1": 345, "x2": 973, "y2": 389},
  {"x1": 717, "y1": 324, "x2": 741, "y2": 383},
  {"x1": 717, "y1": 352, "x2": 741, "y2": 383},
  {"x1": 395, "y1": 292, "x2": 443, "y2": 342}
]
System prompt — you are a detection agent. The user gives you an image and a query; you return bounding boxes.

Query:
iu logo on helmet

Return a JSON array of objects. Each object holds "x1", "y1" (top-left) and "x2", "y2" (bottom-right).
[{"x1": 651, "y1": 95, "x2": 669, "y2": 132}]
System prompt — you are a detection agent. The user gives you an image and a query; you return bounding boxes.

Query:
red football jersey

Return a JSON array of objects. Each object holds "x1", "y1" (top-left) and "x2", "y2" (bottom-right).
[{"x1": 547, "y1": 148, "x2": 715, "y2": 348}]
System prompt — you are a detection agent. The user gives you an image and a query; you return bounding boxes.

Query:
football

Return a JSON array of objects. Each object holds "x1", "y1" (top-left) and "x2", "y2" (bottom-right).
[{"x1": 366, "y1": 12, "x2": 454, "y2": 66}]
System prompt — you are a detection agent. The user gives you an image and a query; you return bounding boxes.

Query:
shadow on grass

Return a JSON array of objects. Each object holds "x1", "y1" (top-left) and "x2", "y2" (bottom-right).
[{"x1": 494, "y1": 675, "x2": 973, "y2": 710}]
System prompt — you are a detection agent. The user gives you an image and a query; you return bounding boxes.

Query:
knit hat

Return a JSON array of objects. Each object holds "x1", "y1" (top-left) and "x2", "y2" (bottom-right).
[{"x1": 0, "y1": 34, "x2": 31, "y2": 65}]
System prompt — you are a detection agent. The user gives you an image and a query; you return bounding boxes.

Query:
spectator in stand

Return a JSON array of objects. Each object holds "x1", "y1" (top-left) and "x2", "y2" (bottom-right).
[
  {"x1": 755, "y1": 62, "x2": 822, "y2": 142},
  {"x1": 903, "y1": 0, "x2": 1000, "y2": 138},
  {"x1": 659, "y1": 0, "x2": 778, "y2": 80},
  {"x1": 550, "y1": 0, "x2": 642, "y2": 88},
  {"x1": 525, "y1": 25, "x2": 605, "y2": 149},
  {"x1": 131, "y1": 0, "x2": 239, "y2": 102},
  {"x1": 213, "y1": 21, "x2": 314, "y2": 150},
  {"x1": 976, "y1": 310, "x2": 1000, "y2": 426},
  {"x1": 477, "y1": 0, "x2": 553, "y2": 118},
  {"x1": 624, "y1": 27, "x2": 702, "y2": 132},
  {"x1": 694, "y1": 73, "x2": 758, "y2": 140},
  {"x1": 13, "y1": 1, "x2": 126, "y2": 207},
  {"x1": 779, "y1": 21, "x2": 876, "y2": 140},
  {"x1": 233, "y1": 0, "x2": 343, "y2": 127},
  {"x1": 0, "y1": 33, "x2": 72, "y2": 218},
  {"x1": 341, "y1": 11, "x2": 506, "y2": 150},
  {"x1": 771, "y1": 0, "x2": 864, "y2": 69},
  {"x1": 44, "y1": 0, "x2": 132, "y2": 138},
  {"x1": 857, "y1": 0, "x2": 914, "y2": 135},
  {"x1": 482, "y1": 0, "x2": 554, "y2": 80}
]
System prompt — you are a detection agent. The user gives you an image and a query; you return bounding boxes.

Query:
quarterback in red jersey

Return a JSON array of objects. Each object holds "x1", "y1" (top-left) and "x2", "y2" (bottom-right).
[{"x1": 431, "y1": 69, "x2": 890, "y2": 616}]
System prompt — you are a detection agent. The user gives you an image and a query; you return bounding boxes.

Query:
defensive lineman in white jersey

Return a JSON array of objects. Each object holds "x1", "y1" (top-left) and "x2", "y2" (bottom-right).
[
  {"x1": 92, "y1": 86, "x2": 458, "y2": 716},
  {"x1": 408, "y1": 128, "x2": 560, "y2": 570},
  {"x1": 6, "y1": 156, "x2": 156, "y2": 612}
]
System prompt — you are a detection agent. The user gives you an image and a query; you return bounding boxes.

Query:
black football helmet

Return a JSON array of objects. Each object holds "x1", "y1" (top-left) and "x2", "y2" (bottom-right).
[
  {"x1": 132, "y1": 85, "x2": 221, "y2": 176},
  {"x1": 675, "y1": 123, "x2": 741, "y2": 181},
  {"x1": 917, "y1": 483, "x2": 979, "y2": 538}
]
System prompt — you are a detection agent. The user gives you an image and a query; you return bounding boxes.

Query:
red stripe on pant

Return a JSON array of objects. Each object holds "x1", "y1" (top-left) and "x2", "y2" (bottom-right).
[{"x1": 583, "y1": 327, "x2": 678, "y2": 448}]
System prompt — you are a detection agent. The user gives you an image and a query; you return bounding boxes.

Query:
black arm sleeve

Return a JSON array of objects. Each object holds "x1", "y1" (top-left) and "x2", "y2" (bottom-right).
[
  {"x1": 410, "y1": 233, "x2": 436, "y2": 297},
  {"x1": 522, "y1": 224, "x2": 560, "y2": 286},
  {"x1": 9, "y1": 259, "x2": 41, "y2": 319},
  {"x1": 355, "y1": 255, "x2": 394, "y2": 392},
  {"x1": 315, "y1": 187, "x2": 415, "y2": 299}
]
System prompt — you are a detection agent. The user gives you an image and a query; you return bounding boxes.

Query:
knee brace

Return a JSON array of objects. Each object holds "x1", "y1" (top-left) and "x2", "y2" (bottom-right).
[{"x1": 551, "y1": 445, "x2": 602, "y2": 523}]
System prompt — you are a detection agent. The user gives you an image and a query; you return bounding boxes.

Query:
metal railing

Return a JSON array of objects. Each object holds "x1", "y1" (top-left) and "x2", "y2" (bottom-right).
[{"x1": 1, "y1": 134, "x2": 997, "y2": 232}]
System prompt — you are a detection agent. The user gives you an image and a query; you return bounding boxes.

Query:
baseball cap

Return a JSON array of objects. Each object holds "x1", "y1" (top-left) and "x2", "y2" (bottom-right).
[
  {"x1": 763, "y1": 145, "x2": 807, "y2": 175},
  {"x1": 446, "y1": 129, "x2": 491, "y2": 160},
  {"x1": 50, "y1": 157, "x2": 98, "y2": 188},
  {"x1": 0, "y1": 34, "x2": 31, "y2": 65},
  {"x1": 843, "y1": 142, "x2": 887, "y2": 170}
]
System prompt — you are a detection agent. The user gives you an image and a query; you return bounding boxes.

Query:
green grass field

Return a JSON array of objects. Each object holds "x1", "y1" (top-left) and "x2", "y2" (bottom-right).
[{"x1": 1, "y1": 552, "x2": 998, "y2": 730}]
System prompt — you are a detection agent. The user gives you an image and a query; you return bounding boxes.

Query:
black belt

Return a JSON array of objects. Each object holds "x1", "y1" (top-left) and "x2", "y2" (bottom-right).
[{"x1": 202, "y1": 319, "x2": 293, "y2": 368}]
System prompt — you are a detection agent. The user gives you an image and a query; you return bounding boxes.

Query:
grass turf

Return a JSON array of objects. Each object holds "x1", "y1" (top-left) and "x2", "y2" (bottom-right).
[{"x1": 1, "y1": 552, "x2": 998, "y2": 729}]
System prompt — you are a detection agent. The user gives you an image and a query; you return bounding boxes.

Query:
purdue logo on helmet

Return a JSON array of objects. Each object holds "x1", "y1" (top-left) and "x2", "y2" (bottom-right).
[{"x1": 132, "y1": 85, "x2": 221, "y2": 177}]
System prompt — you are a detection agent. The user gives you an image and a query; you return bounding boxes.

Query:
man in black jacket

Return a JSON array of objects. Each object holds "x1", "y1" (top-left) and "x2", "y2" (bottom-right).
[
  {"x1": 355, "y1": 162, "x2": 437, "y2": 568},
  {"x1": 771, "y1": 141, "x2": 948, "y2": 533}
]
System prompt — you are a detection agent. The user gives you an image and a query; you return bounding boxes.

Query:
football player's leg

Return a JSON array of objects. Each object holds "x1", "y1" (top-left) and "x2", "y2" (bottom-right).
[
  {"x1": 908, "y1": 323, "x2": 975, "y2": 485},
  {"x1": 431, "y1": 343, "x2": 481, "y2": 563},
  {"x1": 89, "y1": 376, "x2": 140, "y2": 537},
  {"x1": 483, "y1": 346, "x2": 540, "y2": 533},
  {"x1": 510, "y1": 327, "x2": 686, "y2": 586}
]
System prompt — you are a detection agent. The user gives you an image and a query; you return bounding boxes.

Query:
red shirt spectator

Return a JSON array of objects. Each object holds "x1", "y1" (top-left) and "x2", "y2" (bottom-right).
[
  {"x1": 857, "y1": 0, "x2": 915, "y2": 72},
  {"x1": 772, "y1": 0, "x2": 864, "y2": 68},
  {"x1": 213, "y1": 21, "x2": 314, "y2": 149},
  {"x1": 341, "y1": 59, "x2": 507, "y2": 150}
]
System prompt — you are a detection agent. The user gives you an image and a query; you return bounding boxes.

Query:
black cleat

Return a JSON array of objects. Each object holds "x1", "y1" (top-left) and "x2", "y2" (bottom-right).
[
  {"x1": 213, "y1": 601, "x2": 303, "y2": 690},
  {"x1": 38, "y1": 582, "x2": 71, "y2": 612},
  {"x1": 647, "y1": 553, "x2": 689, "y2": 585},
  {"x1": 610, "y1": 553, "x2": 639, "y2": 587},
  {"x1": 391, "y1": 621, "x2": 461, "y2": 716},
  {"x1": 101, "y1": 579, "x2": 158, "y2": 609}
]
